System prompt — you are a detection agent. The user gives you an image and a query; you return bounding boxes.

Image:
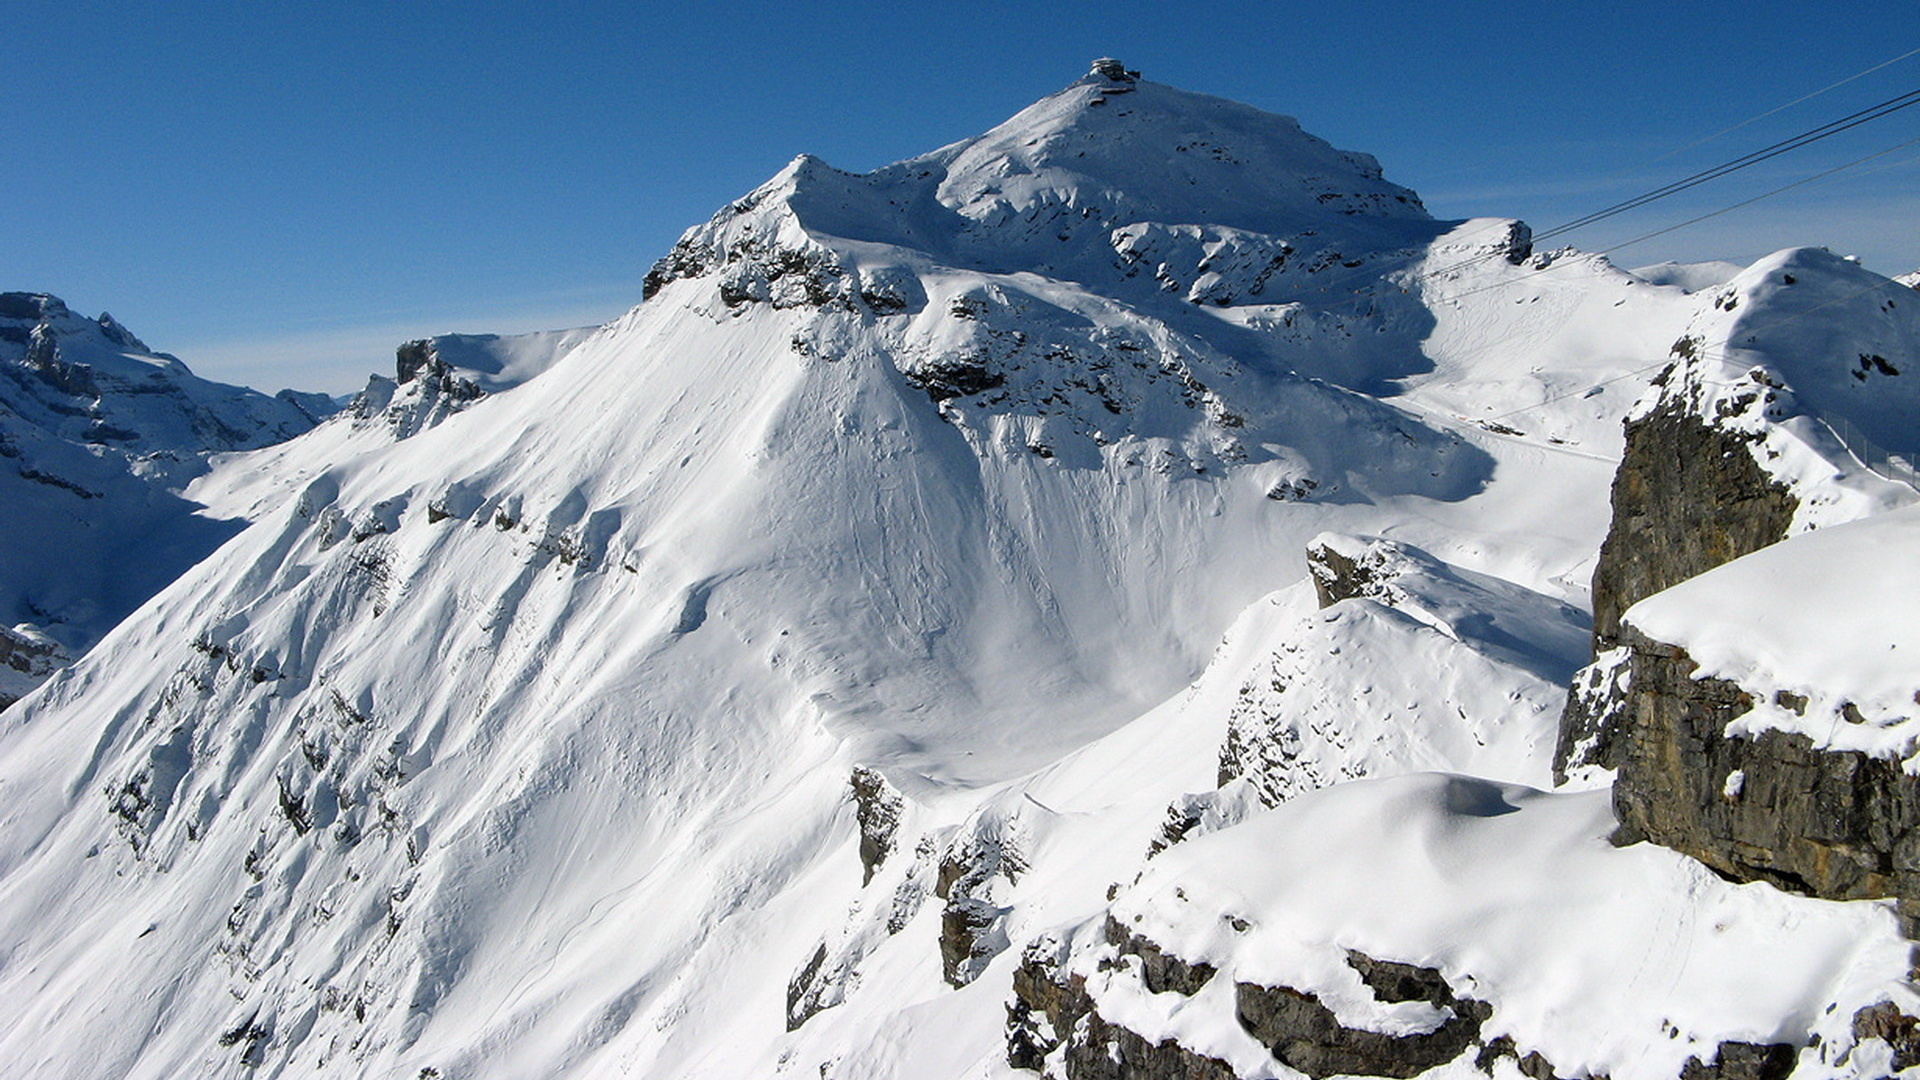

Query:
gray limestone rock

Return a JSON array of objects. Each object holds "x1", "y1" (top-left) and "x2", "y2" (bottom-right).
[{"x1": 1609, "y1": 626, "x2": 1920, "y2": 911}]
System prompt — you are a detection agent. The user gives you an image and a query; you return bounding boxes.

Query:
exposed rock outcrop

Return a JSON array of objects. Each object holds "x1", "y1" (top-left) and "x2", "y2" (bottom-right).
[
  {"x1": 1610, "y1": 625, "x2": 1920, "y2": 918},
  {"x1": 1305, "y1": 533, "x2": 1399, "y2": 609},
  {"x1": 937, "y1": 823, "x2": 1025, "y2": 987},
  {"x1": 1587, "y1": 392, "x2": 1796, "y2": 656},
  {"x1": 0, "y1": 624, "x2": 70, "y2": 709},
  {"x1": 1558, "y1": 366, "x2": 1798, "y2": 781},
  {"x1": 1009, "y1": 926, "x2": 1493, "y2": 1080},
  {"x1": 1676, "y1": 1041, "x2": 1798, "y2": 1080},
  {"x1": 1235, "y1": 953, "x2": 1489, "y2": 1080},
  {"x1": 1007, "y1": 926, "x2": 1236, "y2": 1080},
  {"x1": 850, "y1": 766, "x2": 903, "y2": 886}
]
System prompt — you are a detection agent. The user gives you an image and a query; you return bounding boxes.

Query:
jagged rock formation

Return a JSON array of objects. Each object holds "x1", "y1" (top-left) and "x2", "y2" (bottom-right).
[
  {"x1": 851, "y1": 766, "x2": 904, "y2": 886},
  {"x1": 0, "y1": 624, "x2": 69, "y2": 709},
  {"x1": 1557, "y1": 250, "x2": 1920, "y2": 782}
]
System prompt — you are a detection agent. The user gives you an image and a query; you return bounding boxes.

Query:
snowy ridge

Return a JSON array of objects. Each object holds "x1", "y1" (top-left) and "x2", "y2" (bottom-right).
[
  {"x1": 189, "y1": 324, "x2": 600, "y2": 524},
  {"x1": 1641, "y1": 247, "x2": 1920, "y2": 532},
  {"x1": 1, "y1": 62, "x2": 1917, "y2": 1080}
]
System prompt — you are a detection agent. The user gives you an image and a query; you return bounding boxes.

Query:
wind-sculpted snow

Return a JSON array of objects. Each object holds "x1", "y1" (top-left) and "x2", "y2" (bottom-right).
[{"x1": 2, "y1": 63, "x2": 1912, "y2": 1080}]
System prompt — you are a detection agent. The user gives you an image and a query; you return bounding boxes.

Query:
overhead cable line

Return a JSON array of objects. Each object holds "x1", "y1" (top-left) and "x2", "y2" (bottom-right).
[
  {"x1": 1655, "y1": 44, "x2": 1920, "y2": 161},
  {"x1": 1303, "y1": 84, "x2": 1920, "y2": 305},
  {"x1": 1418, "y1": 132, "x2": 1920, "y2": 310},
  {"x1": 1528, "y1": 87, "x2": 1920, "y2": 244}
]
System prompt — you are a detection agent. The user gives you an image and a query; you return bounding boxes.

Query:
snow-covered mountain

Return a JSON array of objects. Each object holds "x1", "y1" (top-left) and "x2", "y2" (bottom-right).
[
  {"x1": 1, "y1": 60, "x2": 1917, "y2": 1080},
  {"x1": 0, "y1": 292, "x2": 335, "y2": 704}
]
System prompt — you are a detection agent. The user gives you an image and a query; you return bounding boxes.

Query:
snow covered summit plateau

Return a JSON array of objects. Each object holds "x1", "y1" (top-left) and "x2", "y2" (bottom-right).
[{"x1": 1, "y1": 60, "x2": 1917, "y2": 1080}]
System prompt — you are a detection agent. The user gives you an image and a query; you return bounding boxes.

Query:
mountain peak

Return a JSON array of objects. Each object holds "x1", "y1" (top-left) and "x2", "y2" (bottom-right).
[{"x1": 917, "y1": 72, "x2": 1431, "y2": 239}]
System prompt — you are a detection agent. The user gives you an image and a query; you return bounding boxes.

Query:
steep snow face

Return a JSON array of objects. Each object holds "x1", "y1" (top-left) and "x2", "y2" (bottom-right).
[
  {"x1": 0, "y1": 292, "x2": 331, "y2": 669},
  {"x1": 0, "y1": 67, "x2": 1905, "y2": 1080}
]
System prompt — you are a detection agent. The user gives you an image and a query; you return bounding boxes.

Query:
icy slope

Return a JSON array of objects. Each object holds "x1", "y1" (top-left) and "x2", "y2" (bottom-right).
[
  {"x1": 0, "y1": 62, "x2": 1909, "y2": 1080},
  {"x1": 0, "y1": 292, "x2": 331, "y2": 696}
]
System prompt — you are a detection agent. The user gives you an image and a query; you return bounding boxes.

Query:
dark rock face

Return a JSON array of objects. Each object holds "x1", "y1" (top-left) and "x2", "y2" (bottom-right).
[
  {"x1": 1588, "y1": 396, "x2": 1796, "y2": 655},
  {"x1": 1305, "y1": 537, "x2": 1390, "y2": 609},
  {"x1": 1677, "y1": 1041, "x2": 1798, "y2": 1080},
  {"x1": 1610, "y1": 627, "x2": 1920, "y2": 912},
  {"x1": 1236, "y1": 953, "x2": 1489, "y2": 1080},
  {"x1": 1009, "y1": 935, "x2": 1491, "y2": 1080},
  {"x1": 1557, "y1": 393, "x2": 1796, "y2": 779},
  {"x1": 786, "y1": 944, "x2": 831, "y2": 1032},
  {"x1": 850, "y1": 766, "x2": 903, "y2": 886},
  {"x1": 1104, "y1": 916, "x2": 1216, "y2": 996},
  {"x1": 936, "y1": 828, "x2": 1023, "y2": 987},
  {"x1": 1853, "y1": 1001, "x2": 1920, "y2": 1072},
  {"x1": 1007, "y1": 931, "x2": 1235, "y2": 1080},
  {"x1": 393, "y1": 340, "x2": 483, "y2": 402},
  {"x1": 0, "y1": 625, "x2": 70, "y2": 709},
  {"x1": 901, "y1": 356, "x2": 1005, "y2": 402}
]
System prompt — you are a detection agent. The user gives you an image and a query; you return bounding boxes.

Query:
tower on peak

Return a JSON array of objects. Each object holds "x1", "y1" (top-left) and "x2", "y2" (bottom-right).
[{"x1": 1089, "y1": 57, "x2": 1139, "y2": 83}]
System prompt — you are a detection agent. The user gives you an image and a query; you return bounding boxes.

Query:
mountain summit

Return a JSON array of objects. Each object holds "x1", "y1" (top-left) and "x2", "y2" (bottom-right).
[{"x1": 0, "y1": 65, "x2": 1915, "y2": 1080}]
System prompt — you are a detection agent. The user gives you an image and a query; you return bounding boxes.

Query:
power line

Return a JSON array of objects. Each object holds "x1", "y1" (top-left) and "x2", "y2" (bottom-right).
[
  {"x1": 1302, "y1": 84, "x2": 1920, "y2": 308},
  {"x1": 1654, "y1": 44, "x2": 1920, "y2": 161},
  {"x1": 1530, "y1": 86, "x2": 1920, "y2": 244},
  {"x1": 1596, "y1": 134, "x2": 1920, "y2": 256},
  {"x1": 1410, "y1": 131, "x2": 1920, "y2": 311}
]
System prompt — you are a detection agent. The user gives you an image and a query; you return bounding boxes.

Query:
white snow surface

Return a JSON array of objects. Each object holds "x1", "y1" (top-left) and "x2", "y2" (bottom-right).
[
  {"x1": 1630, "y1": 259, "x2": 1748, "y2": 292},
  {"x1": 1086, "y1": 774, "x2": 1911, "y2": 1080},
  {"x1": 416, "y1": 327, "x2": 600, "y2": 394},
  {"x1": 1627, "y1": 502, "x2": 1920, "y2": 758},
  {"x1": 1, "y1": 65, "x2": 1917, "y2": 1080}
]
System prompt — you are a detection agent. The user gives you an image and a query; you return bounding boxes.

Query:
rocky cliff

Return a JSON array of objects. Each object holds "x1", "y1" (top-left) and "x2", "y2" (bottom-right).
[
  {"x1": 1601, "y1": 506, "x2": 1920, "y2": 948},
  {"x1": 1556, "y1": 250, "x2": 1920, "y2": 782}
]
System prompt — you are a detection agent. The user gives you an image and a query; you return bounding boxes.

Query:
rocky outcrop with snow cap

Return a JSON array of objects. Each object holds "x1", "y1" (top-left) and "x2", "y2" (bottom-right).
[
  {"x1": 1609, "y1": 506, "x2": 1920, "y2": 917},
  {"x1": 1558, "y1": 250, "x2": 1920, "y2": 781}
]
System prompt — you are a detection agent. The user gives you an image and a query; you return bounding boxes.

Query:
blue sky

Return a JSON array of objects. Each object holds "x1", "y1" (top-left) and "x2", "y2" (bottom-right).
[{"x1": 8, "y1": 1, "x2": 1917, "y2": 392}]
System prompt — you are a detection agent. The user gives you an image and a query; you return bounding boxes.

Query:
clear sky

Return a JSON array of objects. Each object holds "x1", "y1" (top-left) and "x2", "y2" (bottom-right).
[{"x1": 7, "y1": 1, "x2": 1917, "y2": 392}]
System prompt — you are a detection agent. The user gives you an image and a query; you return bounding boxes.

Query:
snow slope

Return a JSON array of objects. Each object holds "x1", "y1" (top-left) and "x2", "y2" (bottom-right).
[{"x1": 0, "y1": 61, "x2": 1914, "y2": 1080}]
